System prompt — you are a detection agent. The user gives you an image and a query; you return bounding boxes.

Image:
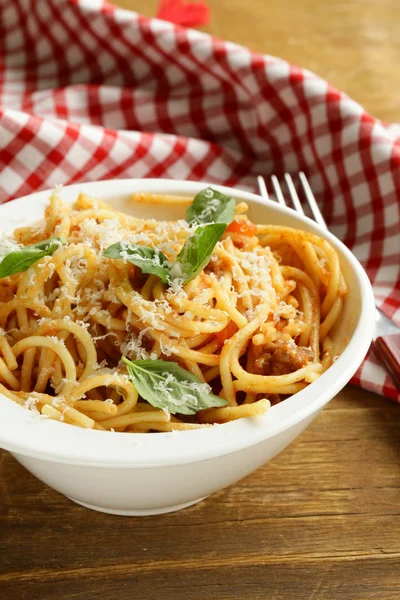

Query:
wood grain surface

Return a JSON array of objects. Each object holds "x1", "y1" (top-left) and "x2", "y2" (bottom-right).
[
  {"x1": 2, "y1": 389, "x2": 400, "y2": 599},
  {"x1": 1, "y1": 1, "x2": 400, "y2": 599}
]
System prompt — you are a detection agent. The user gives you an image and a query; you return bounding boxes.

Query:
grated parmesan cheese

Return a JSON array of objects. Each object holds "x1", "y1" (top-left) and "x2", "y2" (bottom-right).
[
  {"x1": 120, "y1": 331, "x2": 154, "y2": 360},
  {"x1": 23, "y1": 395, "x2": 40, "y2": 415},
  {"x1": 153, "y1": 373, "x2": 213, "y2": 408},
  {"x1": 0, "y1": 234, "x2": 21, "y2": 262},
  {"x1": 195, "y1": 197, "x2": 222, "y2": 223}
]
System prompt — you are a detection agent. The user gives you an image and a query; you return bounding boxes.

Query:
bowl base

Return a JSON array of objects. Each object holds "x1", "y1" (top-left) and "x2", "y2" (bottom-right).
[{"x1": 67, "y1": 496, "x2": 208, "y2": 516}]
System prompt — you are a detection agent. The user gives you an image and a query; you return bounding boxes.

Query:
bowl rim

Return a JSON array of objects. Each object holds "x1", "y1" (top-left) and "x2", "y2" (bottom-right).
[{"x1": 0, "y1": 179, "x2": 375, "y2": 468}]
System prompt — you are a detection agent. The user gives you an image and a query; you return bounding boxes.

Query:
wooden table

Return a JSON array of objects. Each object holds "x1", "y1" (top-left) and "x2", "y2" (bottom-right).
[{"x1": 2, "y1": 2, "x2": 400, "y2": 599}]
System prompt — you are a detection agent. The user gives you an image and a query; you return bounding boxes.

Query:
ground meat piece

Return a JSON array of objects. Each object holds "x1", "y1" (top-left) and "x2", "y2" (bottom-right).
[{"x1": 254, "y1": 341, "x2": 314, "y2": 376}]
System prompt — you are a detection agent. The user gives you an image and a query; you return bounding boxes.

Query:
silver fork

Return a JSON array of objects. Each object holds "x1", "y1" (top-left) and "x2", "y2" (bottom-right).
[{"x1": 257, "y1": 172, "x2": 400, "y2": 391}]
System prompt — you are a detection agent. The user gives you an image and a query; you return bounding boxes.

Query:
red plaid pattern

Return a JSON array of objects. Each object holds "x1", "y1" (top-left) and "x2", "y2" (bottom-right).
[{"x1": 1, "y1": 0, "x2": 399, "y2": 400}]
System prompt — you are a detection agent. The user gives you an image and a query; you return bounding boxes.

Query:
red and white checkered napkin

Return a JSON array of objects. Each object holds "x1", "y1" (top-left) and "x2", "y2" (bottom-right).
[{"x1": 0, "y1": 0, "x2": 399, "y2": 400}]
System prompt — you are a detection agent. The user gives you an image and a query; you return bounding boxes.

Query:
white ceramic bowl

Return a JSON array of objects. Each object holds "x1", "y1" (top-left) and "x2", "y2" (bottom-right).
[{"x1": 0, "y1": 179, "x2": 375, "y2": 515}]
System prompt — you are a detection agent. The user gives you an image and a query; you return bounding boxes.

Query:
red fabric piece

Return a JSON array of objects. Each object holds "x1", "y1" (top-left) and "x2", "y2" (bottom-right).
[
  {"x1": 157, "y1": 0, "x2": 210, "y2": 27},
  {"x1": 0, "y1": 0, "x2": 399, "y2": 401}
]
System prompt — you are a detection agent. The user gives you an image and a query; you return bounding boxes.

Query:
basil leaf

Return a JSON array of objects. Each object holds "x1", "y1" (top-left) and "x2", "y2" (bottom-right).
[
  {"x1": 186, "y1": 187, "x2": 236, "y2": 225},
  {"x1": 174, "y1": 223, "x2": 226, "y2": 284},
  {"x1": 122, "y1": 357, "x2": 228, "y2": 415},
  {"x1": 103, "y1": 242, "x2": 170, "y2": 284},
  {"x1": 104, "y1": 223, "x2": 226, "y2": 288},
  {"x1": 0, "y1": 237, "x2": 66, "y2": 278}
]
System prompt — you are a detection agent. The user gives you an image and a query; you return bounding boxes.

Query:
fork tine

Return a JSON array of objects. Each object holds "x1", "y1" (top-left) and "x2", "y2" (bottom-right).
[
  {"x1": 284, "y1": 173, "x2": 305, "y2": 215},
  {"x1": 270, "y1": 175, "x2": 287, "y2": 207},
  {"x1": 257, "y1": 175, "x2": 270, "y2": 200},
  {"x1": 298, "y1": 172, "x2": 327, "y2": 230}
]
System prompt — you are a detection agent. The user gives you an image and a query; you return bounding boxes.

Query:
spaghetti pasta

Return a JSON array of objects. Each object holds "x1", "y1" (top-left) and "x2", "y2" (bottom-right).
[{"x1": 0, "y1": 188, "x2": 347, "y2": 432}]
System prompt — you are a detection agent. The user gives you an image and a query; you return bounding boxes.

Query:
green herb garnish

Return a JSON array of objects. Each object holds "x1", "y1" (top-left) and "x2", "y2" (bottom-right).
[
  {"x1": 0, "y1": 237, "x2": 66, "y2": 278},
  {"x1": 122, "y1": 357, "x2": 228, "y2": 415},
  {"x1": 104, "y1": 224, "x2": 226, "y2": 286},
  {"x1": 103, "y1": 242, "x2": 170, "y2": 284},
  {"x1": 104, "y1": 187, "x2": 237, "y2": 286},
  {"x1": 174, "y1": 223, "x2": 226, "y2": 284},
  {"x1": 186, "y1": 187, "x2": 235, "y2": 226}
]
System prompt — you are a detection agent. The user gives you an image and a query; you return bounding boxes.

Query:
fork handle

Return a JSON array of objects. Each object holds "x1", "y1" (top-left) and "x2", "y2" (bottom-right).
[{"x1": 372, "y1": 334, "x2": 400, "y2": 392}]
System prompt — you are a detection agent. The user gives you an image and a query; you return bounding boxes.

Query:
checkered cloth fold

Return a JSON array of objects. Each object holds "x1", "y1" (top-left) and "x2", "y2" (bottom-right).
[{"x1": 1, "y1": 0, "x2": 399, "y2": 400}]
